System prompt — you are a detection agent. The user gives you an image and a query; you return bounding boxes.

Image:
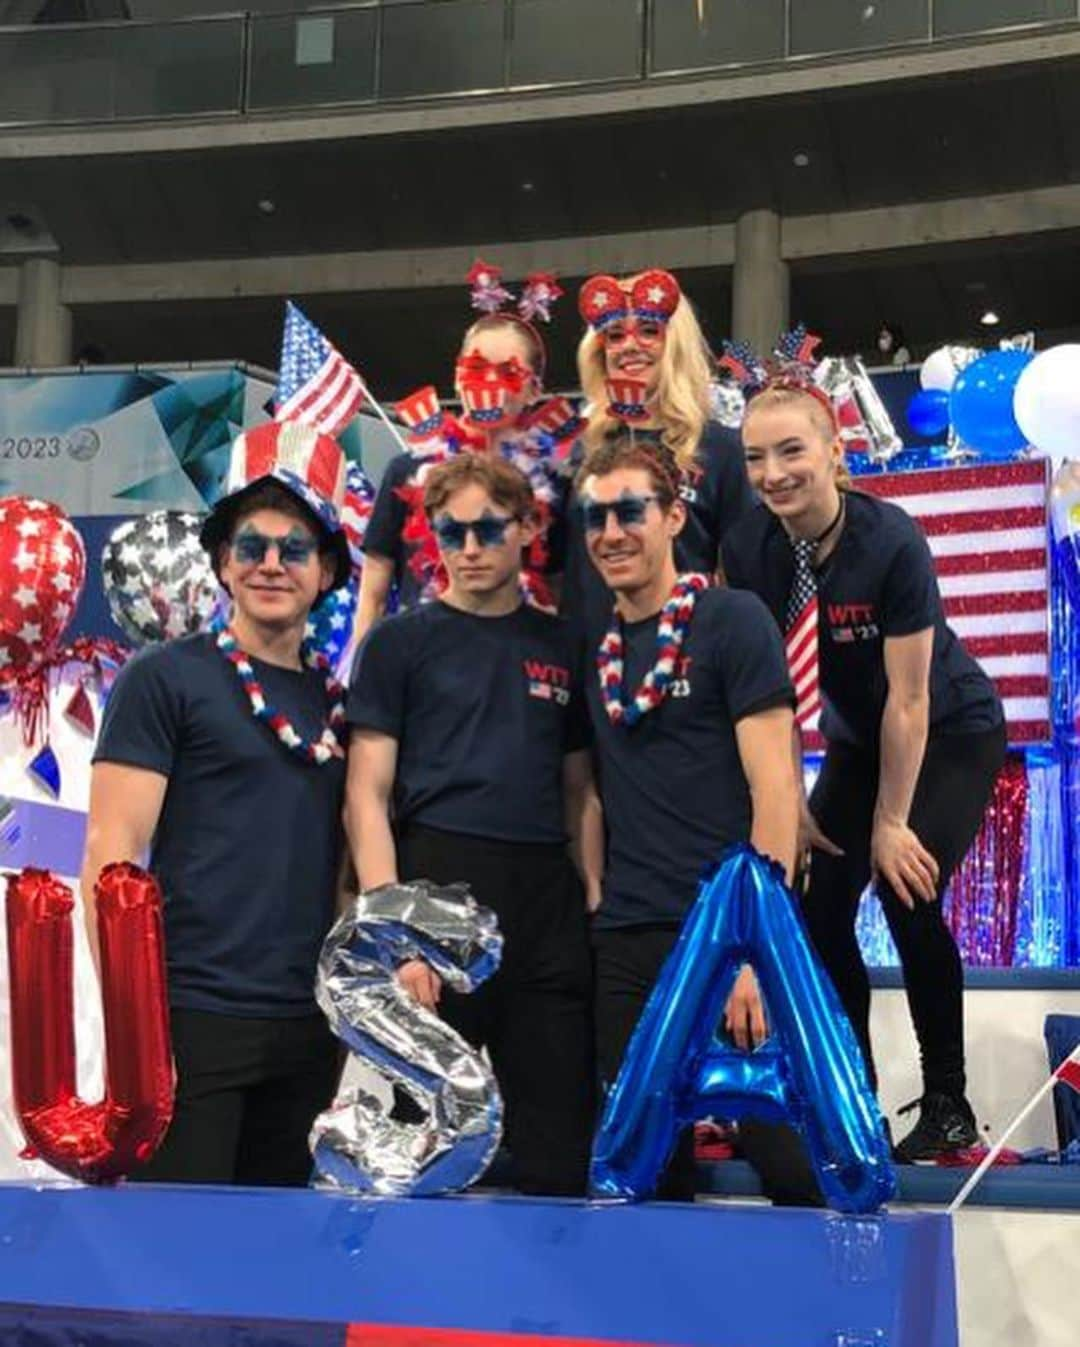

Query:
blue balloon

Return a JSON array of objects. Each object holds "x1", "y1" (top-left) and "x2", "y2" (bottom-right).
[
  {"x1": 906, "y1": 388, "x2": 951, "y2": 439},
  {"x1": 948, "y1": 349, "x2": 1032, "y2": 458},
  {"x1": 590, "y1": 845, "x2": 895, "y2": 1214}
]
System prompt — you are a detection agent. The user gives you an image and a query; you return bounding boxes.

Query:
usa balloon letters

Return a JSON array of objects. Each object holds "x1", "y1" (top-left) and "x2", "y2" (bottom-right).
[
  {"x1": 310, "y1": 880, "x2": 504, "y2": 1195},
  {"x1": 591, "y1": 846, "x2": 896, "y2": 1214}
]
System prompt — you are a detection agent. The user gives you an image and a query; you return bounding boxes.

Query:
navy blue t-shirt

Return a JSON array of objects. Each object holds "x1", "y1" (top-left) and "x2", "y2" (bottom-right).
[
  {"x1": 363, "y1": 451, "x2": 426, "y2": 611},
  {"x1": 560, "y1": 421, "x2": 755, "y2": 633},
  {"x1": 347, "y1": 601, "x2": 589, "y2": 845},
  {"x1": 586, "y1": 587, "x2": 794, "y2": 928},
  {"x1": 92, "y1": 634, "x2": 346, "y2": 1017},
  {"x1": 721, "y1": 492, "x2": 1003, "y2": 748}
]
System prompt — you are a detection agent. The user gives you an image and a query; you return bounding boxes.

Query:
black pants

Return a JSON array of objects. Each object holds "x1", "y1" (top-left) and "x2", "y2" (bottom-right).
[
  {"x1": 134, "y1": 1009, "x2": 341, "y2": 1186},
  {"x1": 594, "y1": 925, "x2": 822, "y2": 1206},
  {"x1": 805, "y1": 722, "x2": 1007, "y2": 1098},
  {"x1": 397, "y1": 823, "x2": 594, "y2": 1196}
]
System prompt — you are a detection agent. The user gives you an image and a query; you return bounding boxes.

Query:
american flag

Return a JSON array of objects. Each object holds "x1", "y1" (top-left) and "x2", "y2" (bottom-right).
[
  {"x1": 858, "y1": 458, "x2": 1050, "y2": 746},
  {"x1": 275, "y1": 301, "x2": 366, "y2": 435},
  {"x1": 785, "y1": 539, "x2": 822, "y2": 747}
]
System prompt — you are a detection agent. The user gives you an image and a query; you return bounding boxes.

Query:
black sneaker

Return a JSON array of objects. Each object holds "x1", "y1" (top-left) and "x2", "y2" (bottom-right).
[{"x1": 893, "y1": 1092, "x2": 977, "y2": 1164}]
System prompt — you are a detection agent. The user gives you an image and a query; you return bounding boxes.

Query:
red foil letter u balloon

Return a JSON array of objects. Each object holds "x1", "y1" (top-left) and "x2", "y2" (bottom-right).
[{"x1": 5, "y1": 863, "x2": 173, "y2": 1183}]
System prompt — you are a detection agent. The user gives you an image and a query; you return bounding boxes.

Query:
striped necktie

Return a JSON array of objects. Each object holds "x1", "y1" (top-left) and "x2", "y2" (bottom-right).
[{"x1": 785, "y1": 537, "x2": 821, "y2": 739}]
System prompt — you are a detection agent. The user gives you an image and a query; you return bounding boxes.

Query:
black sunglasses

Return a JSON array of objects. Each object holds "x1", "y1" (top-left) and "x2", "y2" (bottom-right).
[
  {"x1": 231, "y1": 527, "x2": 319, "y2": 568},
  {"x1": 432, "y1": 513, "x2": 519, "y2": 551},
  {"x1": 580, "y1": 492, "x2": 661, "y2": 534}
]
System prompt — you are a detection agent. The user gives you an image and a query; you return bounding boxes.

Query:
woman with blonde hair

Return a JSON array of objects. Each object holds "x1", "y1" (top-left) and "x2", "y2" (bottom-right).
[
  {"x1": 560, "y1": 268, "x2": 752, "y2": 631},
  {"x1": 721, "y1": 367, "x2": 1005, "y2": 1164}
]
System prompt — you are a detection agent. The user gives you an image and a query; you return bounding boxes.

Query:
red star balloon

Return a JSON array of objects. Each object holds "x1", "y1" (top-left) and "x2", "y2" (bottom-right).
[{"x1": 0, "y1": 497, "x2": 86, "y2": 684}]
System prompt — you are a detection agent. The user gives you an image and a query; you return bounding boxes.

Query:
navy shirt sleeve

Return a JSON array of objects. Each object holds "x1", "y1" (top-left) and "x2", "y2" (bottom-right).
[
  {"x1": 363, "y1": 453, "x2": 413, "y2": 564},
  {"x1": 711, "y1": 590, "x2": 795, "y2": 722},
  {"x1": 881, "y1": 523, "x2": 938, "y2": 638},
  {"x1": 92, "y1": 647, "x2": 181, "y2": 776},
  {"x1": 346, "y1": 618, "x2": 410, "y2": 739},
  {"x1": 704, "y1": 422, "x2": 755, "y2": 540}
]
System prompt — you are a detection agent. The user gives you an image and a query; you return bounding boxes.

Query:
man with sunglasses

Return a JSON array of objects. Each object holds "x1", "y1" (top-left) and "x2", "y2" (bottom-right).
[
  {"x1": 82, "y1": 421, "x2": 351, "y2": 1185},
  {"x1": 346, "y1": 453, "x2": 596, "y2": 1196},
  {"x1": 578, "y1": 433, "x2": 821, "y2": 1205}
]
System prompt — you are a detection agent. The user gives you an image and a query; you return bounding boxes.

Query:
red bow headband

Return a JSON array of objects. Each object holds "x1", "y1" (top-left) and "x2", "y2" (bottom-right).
[{"x1": 578, "y1": 270, "x2": 682, "y2": 330}]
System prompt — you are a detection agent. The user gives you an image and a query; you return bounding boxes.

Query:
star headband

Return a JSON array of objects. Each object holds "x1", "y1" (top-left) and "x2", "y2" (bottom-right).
[
  {"x1": 578, "y1": 269, "x2": 682, "y2": 331},
  {"x1": 717, "y1": 325, "x2": 839, "y2": 432},
  {"x1": 465, "y1": 259, "x2": 562, "y2": 383}
]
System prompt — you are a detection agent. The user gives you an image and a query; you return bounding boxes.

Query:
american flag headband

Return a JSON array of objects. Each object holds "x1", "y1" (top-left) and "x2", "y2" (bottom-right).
[
  {"x1": 718, "y1": 327, "x2": 840, "y2": 436},
  {"x1": 465, "y1": 258, "x2": 562, "y2": 381}
]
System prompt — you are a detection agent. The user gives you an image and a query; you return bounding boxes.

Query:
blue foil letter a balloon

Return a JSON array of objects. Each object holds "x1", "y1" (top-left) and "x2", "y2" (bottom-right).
[{"x1": 590, "y1": 846, "x2": 895, "y2": 1213}]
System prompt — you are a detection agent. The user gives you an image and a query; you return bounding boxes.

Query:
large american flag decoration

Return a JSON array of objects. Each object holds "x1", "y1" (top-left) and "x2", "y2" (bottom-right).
[
  {"x1": 275, "y1": 301, "x2": 366, "y2": 435},
  {"x1": 858, "y1": 458, "x2": 1051, "y2": 746}
]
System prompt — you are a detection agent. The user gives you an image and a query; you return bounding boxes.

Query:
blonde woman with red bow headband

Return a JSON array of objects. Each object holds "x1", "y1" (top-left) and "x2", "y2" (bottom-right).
[
  {"x1": 355, "y1": 262, "x2": 580, "y2": 643},
  {"x1": 561, "y1": 269, "x2": 753, "y2": 634}
]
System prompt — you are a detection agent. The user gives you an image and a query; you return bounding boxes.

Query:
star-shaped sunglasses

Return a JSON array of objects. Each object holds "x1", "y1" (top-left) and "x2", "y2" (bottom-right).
[
  {"x1": 580, "y1": 492, "x2": 661, "y2": 534},
  {"x1": 231, "y1": 526, "x2": 319, "y2": 568},
  {"x1": 432, "y1": 512, "x2": 519, "y2": 551}
]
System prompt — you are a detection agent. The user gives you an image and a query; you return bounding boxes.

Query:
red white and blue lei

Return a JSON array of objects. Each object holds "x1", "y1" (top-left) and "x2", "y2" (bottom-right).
[
  {"x1": 597, "y1": 573, "x2": 709, "y2": 727},
  {"x1": 217, "y1": 627, "x2": 346, "y2": 765}
]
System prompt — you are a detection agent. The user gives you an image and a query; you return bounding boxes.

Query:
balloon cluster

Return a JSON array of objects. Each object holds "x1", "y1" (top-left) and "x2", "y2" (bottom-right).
[{"x1": 907, "y1": 342, "x2": 1080, "y2": 466}]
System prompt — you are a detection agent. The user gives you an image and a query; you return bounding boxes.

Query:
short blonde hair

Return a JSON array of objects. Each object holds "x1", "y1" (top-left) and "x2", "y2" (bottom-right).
[{"x1": 578, "y1": 284, "x2": 712, "y2": 474}]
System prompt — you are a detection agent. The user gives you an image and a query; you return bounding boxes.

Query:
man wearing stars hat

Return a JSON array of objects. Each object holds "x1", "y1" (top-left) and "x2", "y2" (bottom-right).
[{"x1": 81, "y1": 420, "x2": 352, "y2": 1187}]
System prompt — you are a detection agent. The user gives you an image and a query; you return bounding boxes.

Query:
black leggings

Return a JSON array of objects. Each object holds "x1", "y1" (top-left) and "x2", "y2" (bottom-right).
[
  {"x1": 397, "y1": 823, "x2": 594, "y2": 1197},
  {"x1": 805, "y1": 722, "x2": 1007, "y2": 1098}
]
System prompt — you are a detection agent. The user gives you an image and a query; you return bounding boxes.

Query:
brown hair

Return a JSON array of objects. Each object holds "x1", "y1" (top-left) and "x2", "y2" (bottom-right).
[
  {"x1": 423, "y1": 452, "x2": 536, "y2": 520},
  {"x1": 575, "y1": 432, "x2": 681, "y2": 509},
  {"x1": 459, "y1": 314, "x2": 546, "y2": 380},
  {"x1": 742, "y1": 384, "x2": 851, "y2": 489}
]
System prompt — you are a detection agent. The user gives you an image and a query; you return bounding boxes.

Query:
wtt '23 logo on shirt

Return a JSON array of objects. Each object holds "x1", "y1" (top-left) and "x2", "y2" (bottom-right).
[
  {"x1": 670, "y1": 654, "x2": 692, "y2": 698},
  {"x1": 827, "y1": 602, "x2": 880, "y2": 643},
  {"x1": 524, "y1": 659, "x2": 570, "y2": 706}
]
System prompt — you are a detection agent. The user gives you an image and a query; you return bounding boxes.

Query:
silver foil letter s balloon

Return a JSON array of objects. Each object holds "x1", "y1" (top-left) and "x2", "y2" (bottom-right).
[
  {"x1": 311, "y1": 880, "x2": 503, "y2": 1196},
  {"x1": 101, "y1": 511, "x2": 221, "y2": 646}
]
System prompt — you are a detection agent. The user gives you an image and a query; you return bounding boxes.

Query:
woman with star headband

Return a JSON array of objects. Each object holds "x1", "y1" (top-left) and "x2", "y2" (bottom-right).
[
  {"x1": 560, "y1": 268, "x2": 753, "y2": 633},
  {"x1": 719, "y1": 346, "x2": 1006, "y2": 1164},
  {"x1": 355, "y1": 262, "x2": 578, "y2": 642}
]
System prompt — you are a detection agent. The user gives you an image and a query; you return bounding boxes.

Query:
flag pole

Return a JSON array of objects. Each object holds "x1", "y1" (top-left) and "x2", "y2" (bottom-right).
[
  {"x1": 359, "y1": 382, "x2": 415, "y2": 459},
  {"x1": 947, "y1": 1043, "x2": 1080, "y2": 1214}
]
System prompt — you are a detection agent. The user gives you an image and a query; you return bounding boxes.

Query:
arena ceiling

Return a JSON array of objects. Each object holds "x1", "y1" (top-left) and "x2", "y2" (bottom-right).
[{"x1": 2, "y1": 54, "x2": 1079, "y2": 388}]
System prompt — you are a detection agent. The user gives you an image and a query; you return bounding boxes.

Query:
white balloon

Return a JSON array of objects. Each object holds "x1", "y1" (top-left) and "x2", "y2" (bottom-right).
[
  {"x1": 1014, "y1": 345, "x2": 1080, "y2": 468},
  {"x1": 919, "y1": 344, "x2": 981, "y2": 393},
  {"x1": 919, "y1": 347, "x2": 958, "y2": 391}
]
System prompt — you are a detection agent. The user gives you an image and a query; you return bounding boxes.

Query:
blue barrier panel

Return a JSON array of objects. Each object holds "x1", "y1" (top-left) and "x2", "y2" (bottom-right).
[{"x1": 0, "y1": 1182, "x2": 957, "y2": 1346}]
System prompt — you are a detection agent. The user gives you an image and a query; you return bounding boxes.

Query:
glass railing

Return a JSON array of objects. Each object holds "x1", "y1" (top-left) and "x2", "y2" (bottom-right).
[{"x1": 0, "y1": 0, "x2": 1077, "y2": 128}]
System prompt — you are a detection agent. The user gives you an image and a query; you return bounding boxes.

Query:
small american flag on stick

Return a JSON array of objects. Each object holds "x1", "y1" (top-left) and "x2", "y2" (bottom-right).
[{"x1": 275, "y1": 301, "x2": 366, "y2": 435}]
